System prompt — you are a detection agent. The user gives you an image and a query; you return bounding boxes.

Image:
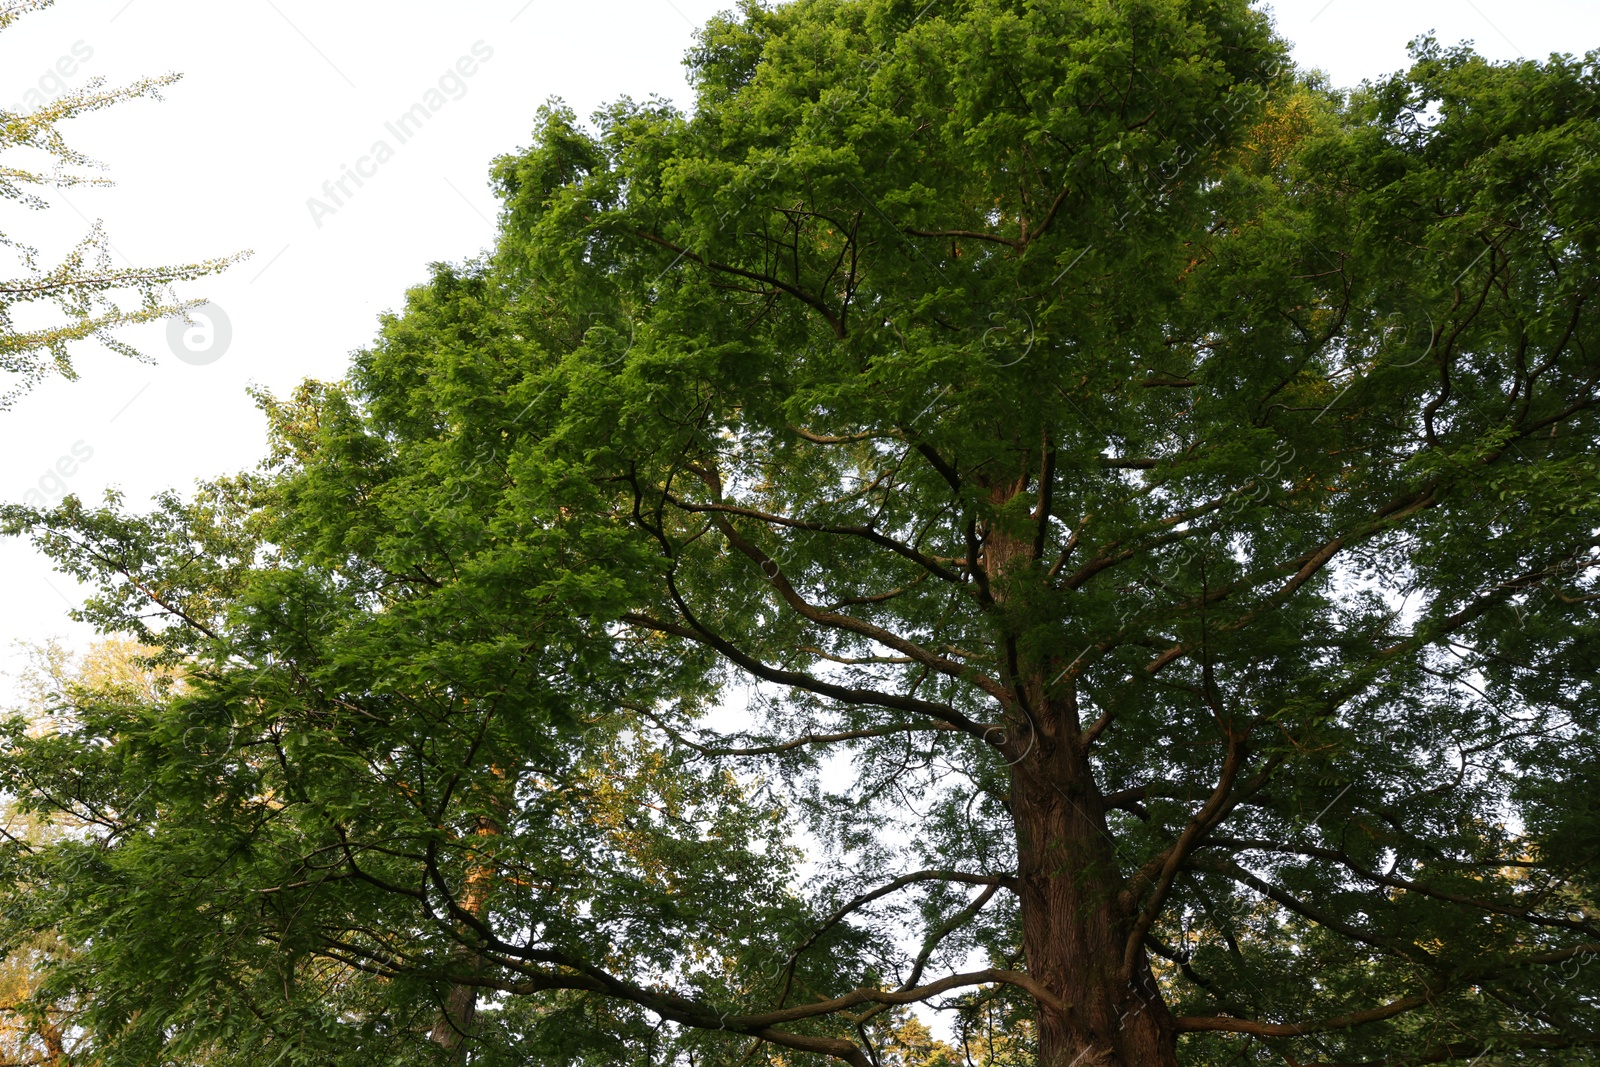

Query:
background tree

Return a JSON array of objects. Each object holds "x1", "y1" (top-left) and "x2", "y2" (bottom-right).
[
  {"x1": 0, "y1": 0, "x2": 242, "y2": 407},
  {"x1": 2, "y1": 1, "x2": 1599, "y2": 1065},
  {"x1": 0, "y1": 640, "x2": 168, "y2": 1067}
]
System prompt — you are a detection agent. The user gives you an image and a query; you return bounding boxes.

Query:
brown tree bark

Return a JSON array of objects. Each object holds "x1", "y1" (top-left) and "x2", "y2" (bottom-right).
[
  {"x1": 984, "y1": 474, "x2": 1179, "y2": 1066},
  {"x1": 1011, "y1": 737, "x2": 1177, "y2": 1066},
  {"x1": 429, "y1": 814, "x2": 499, "y2": 1061},
  {"x1": 429, "y1": 976, "x2": 480, "y2": 1060}
]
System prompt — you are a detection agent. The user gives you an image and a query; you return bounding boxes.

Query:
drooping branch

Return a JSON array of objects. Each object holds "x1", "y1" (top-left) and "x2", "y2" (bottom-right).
[
  {"x1": 663, "y1": 493, "x2": 967, "y2": 586},
  {"x1": 774, "y1": 870, "x2": 1016, "y2": 996},
  {"x1": 321, "y1": 840, "x2": 1030, "y2": 1067},
  {"x1": 1200, "y1": 837, "x2": 1600, "y2": 938},
  {"x1": 620, "y1": 607, "x2": 997, "y2": 742},
  {"x1": 1190, "y1": 857, "x2": 1438, "y2": 966},
  {"x1": 1137, "y1": 486, "x2": 1440, "y2": 677},
  {"x1": 1175, "y1": 944, "x2": 1600, "y2": 1043},
  {"x1": 633, "y1": 229, "x2": 846, "y2": 337},
  {"x1": 624, "y1": 700, "x2": 964, "y2": 757},
  {"x1": 1299, "y1": 1034, "x2": 1600, "y2": 1067},
  {"x1": 738, "y1": 968, "x2": 1061, "y2": 1028},
  {"x1": 693, "y1": 503, "x2": 1010, "y2": 703},
  {"x1": 1174, "y1": 993, "x2": 1430, "y2": 1036},
  {"x1": 903, "y1": 226, "x2": 1022, "y2": 249}
]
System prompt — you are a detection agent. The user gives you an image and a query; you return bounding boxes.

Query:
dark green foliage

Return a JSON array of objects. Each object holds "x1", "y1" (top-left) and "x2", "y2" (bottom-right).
[{"x1": 2, "y1": 3, "x2": 1598, "y2": 1065}]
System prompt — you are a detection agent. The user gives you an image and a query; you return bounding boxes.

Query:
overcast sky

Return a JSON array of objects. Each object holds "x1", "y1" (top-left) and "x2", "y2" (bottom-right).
[{"x1": 3, "y1": 0, "x2": 1597, "y2": 686}]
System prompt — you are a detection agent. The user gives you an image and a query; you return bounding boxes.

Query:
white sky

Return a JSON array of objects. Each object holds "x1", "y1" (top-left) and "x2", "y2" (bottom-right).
[{"x1": 2, "y1": 0, "x2": 1597, "y2": 686}]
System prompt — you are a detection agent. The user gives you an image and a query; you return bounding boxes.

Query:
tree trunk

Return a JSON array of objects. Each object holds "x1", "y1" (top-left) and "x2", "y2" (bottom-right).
[
  {"x1": 429, "y1": 976, "x2": 480, "y2": 1058},
  {"x1": 429, "y1": 814, "x2": 498, "y2": 1061},
  {"x1": 983, "y1": 475, "x2": 1178, "y2": 1065},
  {"x1": 37, "y1": 1014, "x2": 69, "y2": 1065},
  {"x1": 1010, "y1": 725, "x2": 1177, "y2": 1067}
]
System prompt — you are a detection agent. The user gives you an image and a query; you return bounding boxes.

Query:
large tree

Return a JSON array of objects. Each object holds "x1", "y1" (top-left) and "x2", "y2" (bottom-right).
[{"x1": 3, "y1": 1, "x2": 1599, "y2": 1064}]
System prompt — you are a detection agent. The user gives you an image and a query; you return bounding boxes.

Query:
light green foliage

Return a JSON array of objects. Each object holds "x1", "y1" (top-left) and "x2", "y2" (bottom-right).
[
  {"x1": 0, "y1": 2, "x2": 1597, "y2": 1065},
  {"x1": 0, "y1": 0, "x2": 242, "y2": 405}
]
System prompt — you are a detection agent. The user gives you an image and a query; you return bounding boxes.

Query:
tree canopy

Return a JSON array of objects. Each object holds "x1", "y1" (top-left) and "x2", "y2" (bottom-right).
[
  {"x1": 3, "y1": 0, "x2": 1599, "y2": 1064},
  {"x1": 0, "y1": 640, "x2": 170, "y2": 1067}
]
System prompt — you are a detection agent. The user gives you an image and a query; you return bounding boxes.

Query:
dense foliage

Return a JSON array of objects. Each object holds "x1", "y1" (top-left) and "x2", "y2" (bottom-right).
[{"x1": 3, "y1": 0, "x2": 1598, "y2": 1064}]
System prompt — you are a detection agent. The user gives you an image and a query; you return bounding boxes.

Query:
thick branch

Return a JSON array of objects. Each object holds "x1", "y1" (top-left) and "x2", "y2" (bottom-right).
[
  {"x1": 620, "y1": 610, "x2": 996, "y2": 741},
  {"x1": 634, "y1": 230, "x2": 845, "y2": 337},
  {"x1": 664, "y1": 493, "x2": 966, "y2": 585},
  {"x1": 1175, "y1": 993, "x2": 1428, "y2": 1036},
  {"x1": 699, "y1": 507, "x2": 1009, "y2": 702}
]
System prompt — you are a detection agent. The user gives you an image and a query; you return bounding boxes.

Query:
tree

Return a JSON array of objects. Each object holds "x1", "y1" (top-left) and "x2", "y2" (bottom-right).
[
  {"x1": 0, "y1": 640, "x2": 170, "y2": 1066},
  {"x1": 0, "y1": 0, "x2": 241, "y2": 406},
  {"x1": 3, "y1": 1, "x2": 1599, "y2": 1065}
]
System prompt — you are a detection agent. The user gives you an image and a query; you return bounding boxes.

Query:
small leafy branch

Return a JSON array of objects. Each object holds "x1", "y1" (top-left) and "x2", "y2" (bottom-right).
[{"x1": 0, "y1": 0, "x2": 246, "y2": 406}]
